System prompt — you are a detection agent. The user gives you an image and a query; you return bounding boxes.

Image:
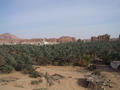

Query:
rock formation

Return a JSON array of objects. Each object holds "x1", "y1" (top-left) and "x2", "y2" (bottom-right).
[{"x1": 0, "y1": 33, "x2": 76, "y2": 45}]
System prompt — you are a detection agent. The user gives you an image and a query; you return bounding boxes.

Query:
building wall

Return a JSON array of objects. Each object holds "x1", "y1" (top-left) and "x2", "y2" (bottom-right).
[{"x1": 91, "y1": 34, "x2": 110, "y2": 42}]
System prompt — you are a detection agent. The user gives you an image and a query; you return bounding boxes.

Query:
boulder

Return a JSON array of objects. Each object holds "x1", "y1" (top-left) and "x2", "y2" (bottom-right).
[{"x1": 110, "y1": 61, "x2": 120, "y2": 70}]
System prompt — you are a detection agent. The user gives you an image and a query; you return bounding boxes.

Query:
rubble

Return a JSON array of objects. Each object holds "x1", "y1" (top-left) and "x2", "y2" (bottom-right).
[
  {"x1": 45, "y1": 72, "x2": 54, "y2": 86},
  {"x1": 85, "y1": 71, "x2": 112, "y2": 90},
  {"x1": 44, "y1": 72, "x2": 65, "y2": 86}
]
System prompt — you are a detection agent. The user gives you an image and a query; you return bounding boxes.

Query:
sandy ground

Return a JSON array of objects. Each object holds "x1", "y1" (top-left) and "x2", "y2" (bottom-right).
[{"x1": 0, "y1": 66, "x2": 120, "y2": 90}]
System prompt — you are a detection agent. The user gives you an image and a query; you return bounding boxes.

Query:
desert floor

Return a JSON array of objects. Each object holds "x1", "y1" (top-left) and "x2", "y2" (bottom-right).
[{"x1": 0, "y1": 65, "x2": 120, "y2": 90}]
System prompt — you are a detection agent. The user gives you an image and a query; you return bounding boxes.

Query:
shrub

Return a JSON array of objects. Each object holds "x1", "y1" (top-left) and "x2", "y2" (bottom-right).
[
  {"x1": 29, "y1": 71, "x2": 40, "y2": 78},
  {"x1": 31, "y1": 79, "x2": 43, "y2": 85},
  {"x1": 102, "y1": 55, "x2": 112, "y2": 65},
  {"x1": 77, "y1": 55, "x2": 91, "y2": 67},
  {"x1": 0, "y1": 65, "x2": 13, "y2": 73},
  {"x1": 5, "y1": 54, "x2": 16, "y2": 67},
  {"x1": 22, "y1": 65, "x2": 34, "y2": 74},
  {"x1": 15, "y1": 64, "x2": 25, "y2": 71}
]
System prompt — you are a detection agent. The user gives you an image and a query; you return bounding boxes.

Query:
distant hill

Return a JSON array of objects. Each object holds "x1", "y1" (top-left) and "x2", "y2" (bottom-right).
[
  {"x1": 58, "y1": 36, "x2": 76, "y2": 43},
  {"x1": 0, "y1": 33, "x2": 21, "y2": 40},
  {"x1": 0, "y1": 33, "x2": 76, "y2": 44}
]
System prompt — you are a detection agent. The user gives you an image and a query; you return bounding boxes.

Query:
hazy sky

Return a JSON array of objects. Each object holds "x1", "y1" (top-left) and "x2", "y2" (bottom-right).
[{"x1": 0, "y1": 0, "x2": 120, "y2": 39}]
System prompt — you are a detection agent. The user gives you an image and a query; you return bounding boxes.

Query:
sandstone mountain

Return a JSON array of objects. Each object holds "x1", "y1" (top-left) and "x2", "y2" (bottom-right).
[
  {"x1": 0, "y1": 33, "x2": 76, "y2": 44},
  {"x1": 0, "y1": 33, "x2": 21, "y2": 40},
  {"x1": 58, "y1": 36, "x2": 76, "y2": 43}
]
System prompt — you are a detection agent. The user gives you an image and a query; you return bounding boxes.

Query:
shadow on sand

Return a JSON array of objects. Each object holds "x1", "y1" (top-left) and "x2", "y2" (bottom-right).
[{"x1": 77, "y1": 78, "x2": 88, "y2": 88}]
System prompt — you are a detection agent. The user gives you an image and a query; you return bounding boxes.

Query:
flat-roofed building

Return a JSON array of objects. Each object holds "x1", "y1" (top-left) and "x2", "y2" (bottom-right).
[{"x1": 91, "y1": 34, "x2": 110, "y2": 42}]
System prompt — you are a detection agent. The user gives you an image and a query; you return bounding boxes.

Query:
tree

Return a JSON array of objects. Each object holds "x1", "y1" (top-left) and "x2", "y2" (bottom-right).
[{"x1": 5, "y1": 54, "x2": 16, "y2": 67}]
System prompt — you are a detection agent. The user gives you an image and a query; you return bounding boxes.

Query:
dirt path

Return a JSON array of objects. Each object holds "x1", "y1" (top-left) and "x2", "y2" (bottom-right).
[
  {"x1": 39, "y1": 66, "x2": 89, "y2": 90},
  {"x1": 0, "y1": 66, "x2": 119, "y2": 90}
]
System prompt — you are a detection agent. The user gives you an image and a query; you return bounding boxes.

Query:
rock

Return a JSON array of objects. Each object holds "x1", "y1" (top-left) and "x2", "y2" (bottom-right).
[
  {"x1": 44, "y1": 72, "x2": 65, "y2": 86},
  {"x1": 45, "y1": 72, "x2": 54, "y2": 86},
  {"x1": 58, "y1": 36, "x2": 76, "y2": 43},
  {"x1": 91, "y1": 71, "x2": 100, "y2": 76},
  {"x1": 110, "y1": 61, "x2": 120, "y2": 70},
  {"x1": 85, "y1": 71, "x2": 112, "y2": 90},
  {"x1": 35, "y1": 67, "x2": 41, "y2": 72},
  {"x1": 51, "y1": 73, "x2": 65, "y2": 80}
]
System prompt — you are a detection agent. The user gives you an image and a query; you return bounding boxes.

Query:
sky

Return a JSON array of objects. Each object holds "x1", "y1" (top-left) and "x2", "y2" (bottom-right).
[{"x1": 0, "y1": 0, "x2": 120, "y2": 39}]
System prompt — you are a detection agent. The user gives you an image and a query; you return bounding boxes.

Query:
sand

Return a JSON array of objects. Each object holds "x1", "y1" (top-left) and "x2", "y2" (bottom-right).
[{"x1": 0, "y1": 66, "x2": 120, "y2": 90}]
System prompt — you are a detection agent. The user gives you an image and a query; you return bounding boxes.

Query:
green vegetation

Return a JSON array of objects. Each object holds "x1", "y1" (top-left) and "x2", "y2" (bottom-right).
[
  {"x1": 0, "y1": 41, "x2": 120, "y2": 73},
  {"x1": 31, "y1": 79, "x2": 43, "y2": 85},
  {"x1": 29, "y1": 71, "x2": 41, "y2": 78}
]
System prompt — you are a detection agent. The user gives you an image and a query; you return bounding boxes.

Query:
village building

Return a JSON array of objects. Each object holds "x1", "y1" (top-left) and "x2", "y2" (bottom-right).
[{"x1": 91, "y1": 34, "x2": 110, "y2": 42}]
